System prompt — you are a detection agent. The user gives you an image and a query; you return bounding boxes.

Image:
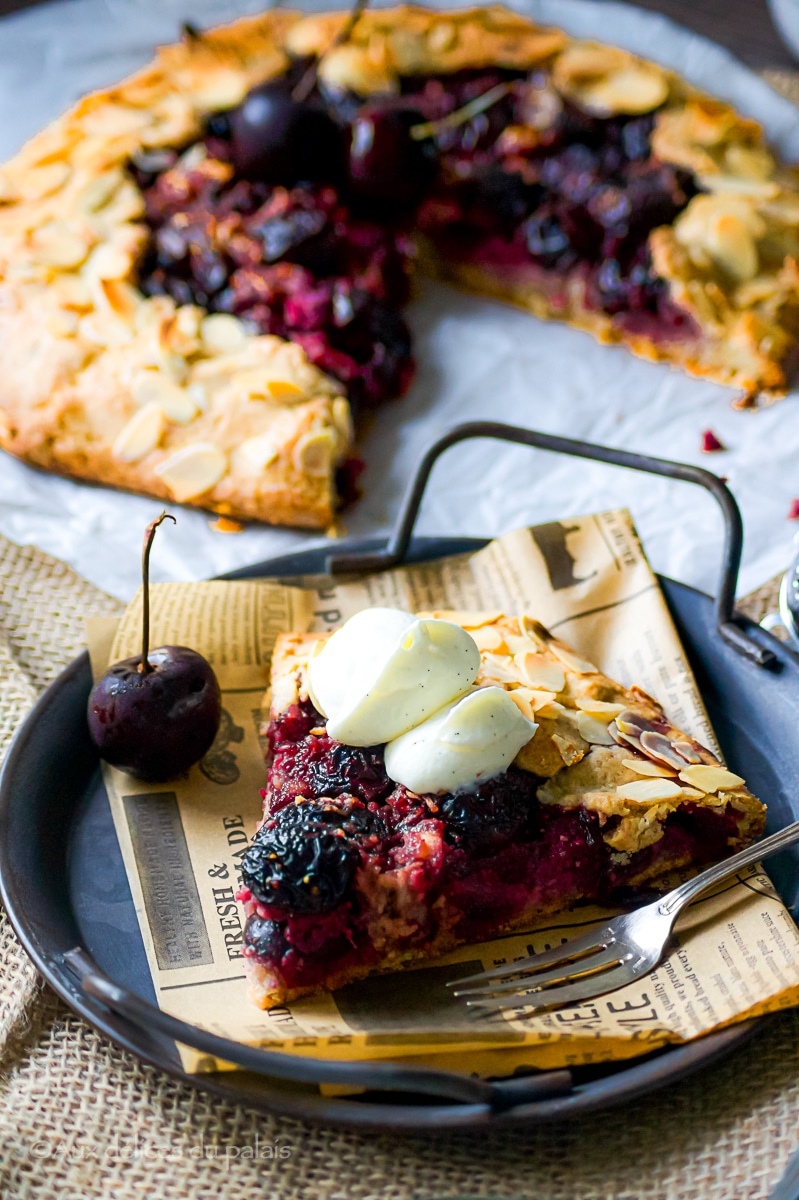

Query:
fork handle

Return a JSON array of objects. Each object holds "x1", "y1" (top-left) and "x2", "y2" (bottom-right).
[{"x1": 657, "y1": 818, "x2": 799, "y2": 917}]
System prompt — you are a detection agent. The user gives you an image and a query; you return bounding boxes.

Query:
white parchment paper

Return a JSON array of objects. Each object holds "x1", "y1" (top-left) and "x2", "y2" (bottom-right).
[{"x1": 2, "y1": 0, "x2": 799, "y2": 600}]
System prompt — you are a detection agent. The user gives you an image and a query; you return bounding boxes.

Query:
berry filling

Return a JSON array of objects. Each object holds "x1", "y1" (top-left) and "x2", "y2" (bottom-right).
[
  {"x1": 239, "y1": 700, "x2": 741, "y2": 995},
  {"x1": 132, "y1": 59, "x2": 701, "y2": 429}
]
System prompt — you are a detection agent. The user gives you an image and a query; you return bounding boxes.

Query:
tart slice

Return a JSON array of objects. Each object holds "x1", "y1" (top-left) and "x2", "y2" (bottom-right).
[{"x1": 238, "y1": 611, "x2": 765, "y2": 1006}]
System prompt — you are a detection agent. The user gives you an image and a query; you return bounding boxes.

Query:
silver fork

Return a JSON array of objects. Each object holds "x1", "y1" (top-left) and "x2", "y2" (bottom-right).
[{"x1": 448, "y1": 818, "x2": 799, "y2": 1014}]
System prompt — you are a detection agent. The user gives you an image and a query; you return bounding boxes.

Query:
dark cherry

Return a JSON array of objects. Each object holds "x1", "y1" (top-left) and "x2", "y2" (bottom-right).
[
  {"x1": 86, "y1": 513, "x2": 221, "y2": 781},
  {"x1": 241, "y1": 797, "x2": 379, "y2": 914},
  {"x1": 230, "y1": 81, "x2": 343, "y2": 185},
  {"x1": 439, "y1": 768, "x2": 536, "y2": 854},
  {"x1": 347, "y1": 108, "x2": 437, "y2": 209}
]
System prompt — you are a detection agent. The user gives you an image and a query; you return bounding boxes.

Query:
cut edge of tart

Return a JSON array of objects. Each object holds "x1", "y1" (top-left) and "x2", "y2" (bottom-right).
[
  {"x1": 2, "y1": 7, "x2": 799, "y2": 530},
  {"x1": 238, "y1": 610, "x2": 765, "y2": 1007}
]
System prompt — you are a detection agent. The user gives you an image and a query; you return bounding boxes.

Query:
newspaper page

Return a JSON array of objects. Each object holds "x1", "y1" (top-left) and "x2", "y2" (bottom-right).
[{"x1": 86, "y1": 509, "x2": 799, "y2": 1076}]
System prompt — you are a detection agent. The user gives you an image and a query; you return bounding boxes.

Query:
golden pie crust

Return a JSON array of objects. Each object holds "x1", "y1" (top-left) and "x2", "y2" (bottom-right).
[
  {"x1": 246, "y1": 610, "x2": 764, "y2": 1004},
  {"x1": 2, "y1": 6, "x2": 798, "y2": 528}
]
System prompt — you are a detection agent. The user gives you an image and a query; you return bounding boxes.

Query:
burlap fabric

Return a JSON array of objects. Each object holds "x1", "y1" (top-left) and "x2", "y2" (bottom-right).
[{"x1": 0, "y1": 532, "x2": 797, "y2": 1200}]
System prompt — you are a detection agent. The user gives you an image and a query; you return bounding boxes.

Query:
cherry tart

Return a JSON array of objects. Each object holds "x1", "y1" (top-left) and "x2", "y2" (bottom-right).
[
  {"x1": 238, "y1": 612, "x2": 765, "y2": 1005},
  {"x1": 1, "y1": 6, "x2": 798, "y2": 529}
]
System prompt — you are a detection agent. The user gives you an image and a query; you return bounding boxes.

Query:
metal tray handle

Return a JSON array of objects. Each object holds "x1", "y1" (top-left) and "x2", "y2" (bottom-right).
[
  {"x1": 64, "y1": 948, "x2": 573, "y2": 1114},
  {"x1": 327, "y1": 421, "x2": 774, "y2": 668}
]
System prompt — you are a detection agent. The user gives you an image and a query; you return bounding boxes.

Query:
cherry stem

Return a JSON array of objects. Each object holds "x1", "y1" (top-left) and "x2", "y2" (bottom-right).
[
  {"x1": 139, "y1": 511, "x2": 176, "y2": 675},
  {"x1": 410, "y1": 82, "x2": 513, "y2": 141},
  {"x1": 292, "y1": 0, "x2": 369, "y2": 103}
]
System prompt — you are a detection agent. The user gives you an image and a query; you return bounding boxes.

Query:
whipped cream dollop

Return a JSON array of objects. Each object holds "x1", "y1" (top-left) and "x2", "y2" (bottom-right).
[
  {"x1": 307, "y1": 607, "x2": 481, "y2": 747},
  {"x1": 384, "y1": 686, "x2": 537, "y2": 795}
]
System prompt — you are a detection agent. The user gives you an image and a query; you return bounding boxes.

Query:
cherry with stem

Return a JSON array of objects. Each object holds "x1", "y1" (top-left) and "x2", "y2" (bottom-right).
[{"x1": 140, "y1": 510, "x2": 176, "y2": 676}]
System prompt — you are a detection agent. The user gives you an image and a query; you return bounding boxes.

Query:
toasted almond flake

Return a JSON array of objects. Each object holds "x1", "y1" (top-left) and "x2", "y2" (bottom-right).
[
  {"x1": 31, "y1": 221, "x2": 90, "y2": 268},
  {"x1": 678, "y1": 765, "x2": 745, "y2": 793},
  {"x1": 526, "y1": 689, "x2": 559, "y2": 712},
  {"x1": 471, "y1": 626, "x2": 507, "y2": 653},
  {"x1": 671, "y1": 740, "x2": 703, "y2": 764},
  {"x1": 427, "y1": 20, "x2": 457, "y2": 52},
  {"x1": 616, "y1": 779, "x2": 684, "y2": 802},
  {"x1": 18, "y1": 161, "x2": 70, "y2": 200},
  {"x1": 551, "y1": 732, "x2": 585, "y2": 766},
  {"x1": 82, "y1": 104, "x2": 154, "y2": 136},
  {"x1": 82, "y1": 242, "x2": 132, "y2": 282},
  {"x1": 294, "y1": 429, "x2": 335, "y2": 477},
  {"x1": 112, "y1": 402, "x2": 165, "y2": 463},
  {"x1": 706, "y1": 213, "x2": 758, "y2": 281},
  {"x1": 331, "y1": 397, "x2": 353, "y2": 452},
  {"x1": 698, "y1": 174, "x2": 779, "y2": 199},
  {"x1": 264, "y1": 379, "x2": 306, "y2": 400},
  {"x1": 236, "y1": 434, "x2": 279, "y2": 474},
  {"x1": 514, "y1": 651, "x2": 566, "y2": 692},
  {"x1": 318, "y1": 44, "x2": 399, "y2": 94},
  {"x1": 45, "y1": 309, "x2": 79, "y2": 337},
  {"x1": 477, "y1": 654, "x2": 519, "y2": 685},
  {"x1": 679, "y1": 787, "x2": 705, "y2": 800},
  {"x1": 621, "y1": 758, "x2": 677, "y2": 779},
  {"x1": 580, "y1": 66, "x2": 668, "y2": 115},
  {"x1": 200, "y1": 313, "x2": 248, "y2": 355},
  {"x1": 509, "y1": 688, "x2": 535, "y2": 721},
  {"x1": 575, "y1": 712, "x2": 616, "y2": 745},
  {"x1": 79, "y1": 170, "x2": 124, "y2": 213},
  {"x1": 451, "y1": 611, "x2": 505, "y2": 630},
  {"x1": 98, "y1": 278, "x2": 138, "y2": 321},
  {"x1": 78, "y1": 311, "x2": 132, "y2": 347},
  {"x1": 191, "y1": 69, "x2": 249, "y2": 111},
  {"x1": 537, "y1": 700, "x2": 567, "y2": 720},
  {"x1": 155, "y1": 443, "x2": 227, "y2": 501},
  {"x1": 132, "y1": 373, "x2": 198, "y2": 424},
  {"x1": 575, "y1": 698, "x2": 627, "y2": 720},
  {"x1": 520, "y1": 614, "x2": 548, "y2": 644},
  {"x1": 548, "y1": 643, "x2": 598, "y2": 674},
  {"x1": 639, "y1": 730, "x2": 692, "y2": 771}
]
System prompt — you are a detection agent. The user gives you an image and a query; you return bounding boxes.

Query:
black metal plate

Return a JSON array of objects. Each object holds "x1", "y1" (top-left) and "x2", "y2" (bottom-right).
[{"x1": 0, "y1": 535, "x2": 796, "y2": 1131}]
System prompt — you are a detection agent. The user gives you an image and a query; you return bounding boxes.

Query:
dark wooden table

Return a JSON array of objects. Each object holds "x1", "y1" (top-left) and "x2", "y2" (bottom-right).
[{"x1": 0, "y1": 0, "x2": 795, "y2": 72}]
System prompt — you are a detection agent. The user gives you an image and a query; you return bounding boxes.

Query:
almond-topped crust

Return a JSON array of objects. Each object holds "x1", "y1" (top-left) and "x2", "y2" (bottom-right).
[
  {"x1": 269, "y1": 611, "x2": 765, "y2": 858},
  {"x1": 2, "y1": 7, "x2": 797, "y2": 527}
]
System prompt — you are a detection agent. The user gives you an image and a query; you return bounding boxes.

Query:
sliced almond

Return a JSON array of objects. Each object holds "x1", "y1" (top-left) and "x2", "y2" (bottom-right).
[
  {"x1": 679, "y1": 787, "x2": 705, "y2": 800},
  {"x1": 575, "y1": 712, "x2": 616, "y2": 746},
  {"x1": 265, "y1": 379, "x2": 306, "y2": 401},
  {"x1": 639, "y1": 730, "x2": 692, "y2": 771},
  {"x1": 671, "y1": 740, "x2": 703, "y2": 764},
  {"x1": 706, "y1": 213, "x2": 758, "y2": 281},
  {"x1": 514, "y1": 652, "x2": 566, "y2": 693},
  {"x1": 235, "y1": 434, "x2": 279, "y2": 474},
  {"x1": 678, "y1": 765, "x2": 745, "y2": 793},
  {"x1": 579, "y1": 65, "x2": 668, "y2": 116},
  {"x1": 575, "y1": 698, "x2": 626, "y2": 721},
  {"x1": 132, "y1": 373, "x2": 198, "y2": 424},
  {"x1": 331, "y1": 396, "x2": 354, "y2": 452},
  {"x1": 82, "y1": 104, "x2": 153, "y2": 137},
  {"x1": 471, "y1": 626, "x2": 507, "y2": 653},
  {"x1": 451, "y1": 611, "x2": 505, "y2": 630},
  {"x1": 537, "y1": 699, "x2": 567, "y2": 720},
  {"x1": 294, "y1": 429, "x2": 335, "y2": 477},
  {"x1": 527, "y1": 689, "x2": 559, "y2": 712},
  {"x1": 112, "y1": 402, "x2": 165, "y2": 463},
  {"x1": 551, "y1": 732, "x2": 585, "y2": 766},
  {"x1": 621, "y1": 758, "x2": 677, "y2": 779},
  {"x1": 318, "y1": 44, "x2": 399, "y2": 94},
  {"x1": 548, "y1": 643, "x2": 598, "y2": 675},
  {"x1": 18, "y1": 161, "x2": 70, "y2": 200},
  {"x1": 616, "y1": 779, "x2": 684, "y2": 803},
  {"x1": 200, "y1": 313, "x2": 248, "y2": 355},
  {"x1": 478, "y1": 654, "x2": 519, "y2": 685},
  {"x1": 31, "y1": 221, "x2": 90, "y2": 268},
  {"x1": 155, "y1": 443, "x2": 227, "y2": 501},
  {"x1": 509, "y1": 688, "x2": 535, "y2": 721},
  {"x1": 191, "y1": 68, "x2": 249, "y2": 111}
]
